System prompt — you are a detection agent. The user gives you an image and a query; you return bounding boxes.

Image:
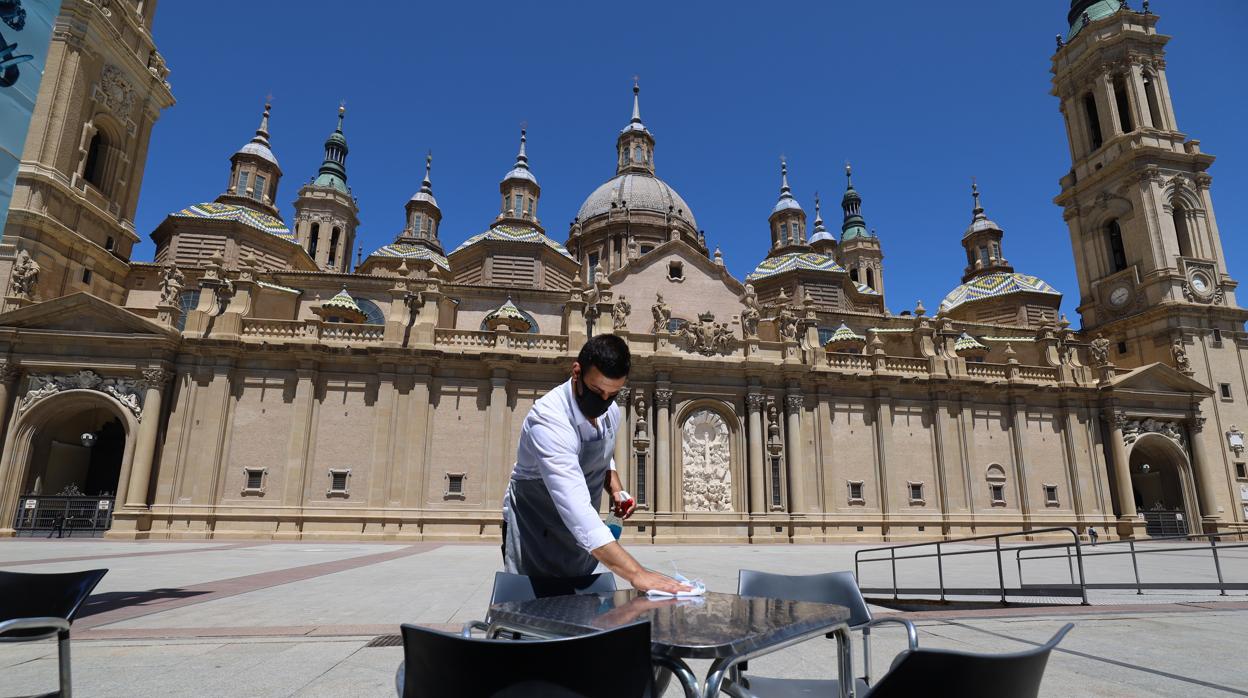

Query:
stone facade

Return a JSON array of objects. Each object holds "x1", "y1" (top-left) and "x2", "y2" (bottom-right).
[{"x1": 0, "y1": 1, "x2": 1245, "y2": 542}]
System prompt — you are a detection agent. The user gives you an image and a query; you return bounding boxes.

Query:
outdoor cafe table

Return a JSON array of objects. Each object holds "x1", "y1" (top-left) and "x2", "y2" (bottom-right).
[{"x1": 487, "y1": 589, "x2": 855, "y2": 698}]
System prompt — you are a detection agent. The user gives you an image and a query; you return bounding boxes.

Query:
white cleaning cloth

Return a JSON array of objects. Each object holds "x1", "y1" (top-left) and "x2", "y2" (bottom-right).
[{"x1": 645, "y1": 572, "x2": 707, "y2": 597}]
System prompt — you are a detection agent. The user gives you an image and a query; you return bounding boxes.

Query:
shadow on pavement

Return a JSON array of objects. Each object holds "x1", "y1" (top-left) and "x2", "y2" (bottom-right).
[{"x1": 79, "y1": 589, "x2": 209, "y2": 618}]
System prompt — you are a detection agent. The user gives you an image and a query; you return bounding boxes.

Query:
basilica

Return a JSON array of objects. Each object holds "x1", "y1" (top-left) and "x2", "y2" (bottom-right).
[{"x1": 0, "y1": 0, "x2": 1244, "y2": 543}]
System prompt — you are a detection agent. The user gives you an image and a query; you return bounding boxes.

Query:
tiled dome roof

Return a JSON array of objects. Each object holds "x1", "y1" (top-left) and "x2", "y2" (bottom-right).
[
  {"x1": 940, "y1": 272, "x2": 1060, "y2": 312},
  {"x1": 171, "y1": 202, "x2": 292, "y2": 239},
  {"x1": 452, "y1": 224, "x2": 575, "y2": 262},
  {"x1": 367, "y1": 243, "x2": 450, "y2": 270},
  {"x1": 746, "y1": 251, "x2": 845, "y2": 282}
]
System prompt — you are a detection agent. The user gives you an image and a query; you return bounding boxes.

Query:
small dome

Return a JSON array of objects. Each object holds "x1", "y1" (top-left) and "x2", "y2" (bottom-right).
[
  {"x1": 576, "y1": 173, "x2": 697, "y2": 229},
  {"x1": 409, "y1": 190, "x2": 438, "y2": 207},
  {"x1": 824, "y1": 322, "x2": 866, "y2": 350},
  {"x1": 503, "y1": 166, "x2": 537, "y2": 184},
  {"x1": 940, "y1": 272, "x2": 1061, "y2": 312},
  {"x1": 964, "y1": 215, "x2": 1002, "y2": 237},
  {"x1": 237, "y1": 141, "x2": 279, "y2": 167},
  {"x1": 810, "y1": 229, "x2": 836, "y2": 244},
  {"x1": 772, "y1": 197, "x2": 803, "y2": 215},
  {"x1": 955, "y1": 332, "x2": 989, "y2": 356},
  {"x1": 316, "y1": 287, "x2": 366, "y2": 323},
  {"x1": 483, "y1": 297, "x2": 534, "y2": 333}
]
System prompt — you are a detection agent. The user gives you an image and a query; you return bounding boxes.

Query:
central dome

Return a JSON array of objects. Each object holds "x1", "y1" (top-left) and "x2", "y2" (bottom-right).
[{"x1": 576, "y1": 173, "x2": 697, "y2": 229}]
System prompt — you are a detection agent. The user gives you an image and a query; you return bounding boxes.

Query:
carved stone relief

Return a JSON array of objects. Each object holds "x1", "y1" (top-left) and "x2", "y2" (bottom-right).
[
  {"x1": 18, "y1": 369, "x2": 146, "y2": 420},
  {"x1": 98, "y1": 64, "x2": 137, "y2": 117},
  {"x1": 681, "y1": 409, "x2": 732, "y2": 512},
  {"x1": 1121, "y1": 417, "x2": 1185, "y2": 449}
]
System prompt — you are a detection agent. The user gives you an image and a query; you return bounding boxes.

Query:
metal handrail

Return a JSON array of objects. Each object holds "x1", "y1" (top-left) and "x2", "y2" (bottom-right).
[
  {"x1": 854, "y1": 527, "x2": 1088, "y2": 606},
  {"x1": 1015, "y1": 531, "x2": 1248, "y2": 597}
]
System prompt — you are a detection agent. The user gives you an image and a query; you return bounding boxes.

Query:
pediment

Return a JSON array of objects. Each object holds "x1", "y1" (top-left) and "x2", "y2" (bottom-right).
[
  {"x1": 608, "y1": 239, "x2": 745, "y2": 294},
  {"x1": 0, "y1": 293, "x2": 177, "y2": 338},
  {"x1": 1105, "y1": 362, "x2": 1213, "y2": 396}
]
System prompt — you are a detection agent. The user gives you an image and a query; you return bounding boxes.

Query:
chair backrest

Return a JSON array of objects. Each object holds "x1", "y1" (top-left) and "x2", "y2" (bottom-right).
[
  {"x1": 490, "y1": 571, "x2": 616, "y2": 606},
  {"x1": 0, "y1": 569, "x2": 108, "y2": 624},
  {"x1": 738, "y1": 569, "x2": 871, "y2": 627},
  {"x1": 865, "y1": 623, "x2": 1074, "y2": 698},
  {"x1": 400, "y1": 621, "x2": 654, "y2": 698}
]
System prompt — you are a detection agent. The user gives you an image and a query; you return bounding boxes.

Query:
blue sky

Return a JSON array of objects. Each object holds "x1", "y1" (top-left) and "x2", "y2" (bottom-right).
[{"x1": 136, "y1": 0, "x2": 1248, "y2": 324}]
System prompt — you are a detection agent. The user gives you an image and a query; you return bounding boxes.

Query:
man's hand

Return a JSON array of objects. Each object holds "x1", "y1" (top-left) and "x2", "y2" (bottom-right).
[
  {"x1": 629, "y1": 569, "x2": 693, "y2": 594},
  {"x1": 605, "y1": 470, "x2": 637, "y2": 519}
]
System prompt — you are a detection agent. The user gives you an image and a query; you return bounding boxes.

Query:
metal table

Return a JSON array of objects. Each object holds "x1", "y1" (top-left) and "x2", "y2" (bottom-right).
[{"x1": 487, "y1": 590, "x2": 854, "y2": 698}]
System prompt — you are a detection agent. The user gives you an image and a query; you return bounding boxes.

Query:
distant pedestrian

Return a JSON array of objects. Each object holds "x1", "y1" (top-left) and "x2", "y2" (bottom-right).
[
  {"x1": 1088, "y1": 527, "x2": 1099, "y2": 546},
  {"x1": 48, "y1": 514, "x2": 65, "y2": 539}
]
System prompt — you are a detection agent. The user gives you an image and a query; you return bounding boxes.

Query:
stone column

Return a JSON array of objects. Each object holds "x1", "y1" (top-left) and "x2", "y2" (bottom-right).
[
  {"x1": 484, "y1": 368, "x2": 511, "y2": 508},
  {"x1": 746, "y1": 393, "x2": 766, "y2": 514},
  {"x1": 1105, "y1": 409, "x2": 1137, "y2": 533},
  {"x1": 0, "y1": 362, "x2": 20, "y2": 455},
  {"x1": 124, "y1": 367, "x2": 173, "y2": 508},
  {"x1": 654, "y1": 387, "x2": 672, "y2": 512},
  {"x1": 785, "y1": 391, "x2": 805, "y2": 513},
  {"x1": 613, "y1": 387, "x2": 630, "y2": 492},
  {"x1": 1188, "y1": 415, "x2": 1221, "y2": 525}
]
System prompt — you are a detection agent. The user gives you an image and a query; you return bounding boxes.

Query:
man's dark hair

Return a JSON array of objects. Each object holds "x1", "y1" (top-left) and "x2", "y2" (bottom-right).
[{"x1": 577, "y1": 334, "x2": 631, "y2": 379}]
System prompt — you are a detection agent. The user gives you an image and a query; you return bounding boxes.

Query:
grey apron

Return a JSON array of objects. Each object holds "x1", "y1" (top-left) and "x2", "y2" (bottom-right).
[{"x1": 503, "y1": 413, "x2": 616, "y2": 578}]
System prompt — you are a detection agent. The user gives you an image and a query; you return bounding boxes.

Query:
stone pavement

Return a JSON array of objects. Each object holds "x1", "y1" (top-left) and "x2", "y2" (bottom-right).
[{"x1": 2, "y1": 539, "x2": 1246, "y2": 697}]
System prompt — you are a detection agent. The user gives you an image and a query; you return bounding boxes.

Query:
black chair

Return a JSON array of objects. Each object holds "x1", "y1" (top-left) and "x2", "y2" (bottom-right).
[
  {"x1": 461, "y1": 571, "x2": 617, "y2": 638},
  {"x1": 0, "y1": 568, "x2": 108, "y2": 698},
  {"x1": 398, "y1": 621, "x2": 662, "y2": 698},
  {"x1": 861, "y1": 623, "x2": 1073, "y2": 697},
  {"x1": 727, "y1": 570, "x2": 918, "y2": 697}
]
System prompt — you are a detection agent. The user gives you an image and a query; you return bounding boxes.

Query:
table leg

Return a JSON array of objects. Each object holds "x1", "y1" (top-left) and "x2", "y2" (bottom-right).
[
  {"x1": 833, "y1": 626, "x2": 854, "y2": 698},
  {"x1": 654, "y1": 656, "x2": 700, "y2": 698}
]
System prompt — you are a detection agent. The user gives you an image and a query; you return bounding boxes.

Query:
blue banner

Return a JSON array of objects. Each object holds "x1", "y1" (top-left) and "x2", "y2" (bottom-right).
[{"x1": 0, "y1": 0, "x2": 62, "y2": 234}]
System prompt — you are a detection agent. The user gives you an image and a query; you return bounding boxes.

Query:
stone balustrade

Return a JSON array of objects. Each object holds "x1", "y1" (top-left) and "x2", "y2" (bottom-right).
[
  {"x1": 504, "y1": 333, "x2": 569, "y2": 353},
  {"x1": 320, "y1": 323, "x2": 385, "y2": 343},
  {"x1": 241, "y1": 318, "x2": 304, "y2": 339},
  {"x1": 965, "y1": 362, "x2": 1010, "y2": 380},
  {"x1": 434, "y1": 328, "x2": 495, "y2": 348}
]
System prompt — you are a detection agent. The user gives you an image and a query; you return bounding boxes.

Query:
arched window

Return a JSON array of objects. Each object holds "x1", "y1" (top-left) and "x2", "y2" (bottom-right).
[
  {"x1": 991, "y1": 242, "x2": 1001, "y2": 260},
  {"x1": 176, "y1": 290, "x2": 200, "y2": 331},
  {"x1": 356, "y1": 298, "x2": 386, "y2": 326},
  {"x1": 411, "y1": 213, "x2": 423, "y2": 235},
  {"x1": 633, "y1": 145, "x2": 643, "y2": 163},
  {"x1": 1172, "y1": 205, "x2": 1193, "y2": 258},
  {"x1": 979, "y1": 246, "x2": 990, "y2": 266},
  {"x1": 866, "y1": 268, "x2": 876, "y2": 290},
  {"x1": 1083, "y1": 92, "x2": 1104, "y2": 151},
  {"x1": 328, "y1": 227, "x2": 341, "y2": 267},
  {"x1": 986, "y1": 464, "x2": 1007, "y2": 506},
  {"x1": 1107, "y1": 219, "x2": 1127, "y2": 273},
  {"x1": 83, "y1": 130, "x2": 109, "y2": 191},
  {"x1": 1112, "y1": 75, "x2": 1133, "y2": 133},
  {"x1": 253, "y1": 174, "x2": 267, "y2": 202},
  {"x1": 308, "y1": 223, "x2": 320, "y2": 259},
  {"x1": 850, "y1": 268, "x2": 859, "y2": 282},
  {"x1": 236, "y1": 170, "x2": 249, "y2": 195},
  {"x1": 1142, "y1": 72, "x2": 1163, "y2": 129}
]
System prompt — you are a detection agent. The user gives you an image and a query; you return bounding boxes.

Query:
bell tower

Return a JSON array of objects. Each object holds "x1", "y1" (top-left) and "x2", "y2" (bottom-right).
[{"x1": 1054, "y1": 1, "x2": 1248, "y2": 528}]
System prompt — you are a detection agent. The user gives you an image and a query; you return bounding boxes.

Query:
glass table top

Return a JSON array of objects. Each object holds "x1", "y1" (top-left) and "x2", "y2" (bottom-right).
[{"x1": 489, "y1": 590, "x2": 851, "y2": 659}]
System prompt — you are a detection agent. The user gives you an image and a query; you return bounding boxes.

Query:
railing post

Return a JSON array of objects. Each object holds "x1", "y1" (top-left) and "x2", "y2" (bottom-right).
[
  {"x1": 1072, "y1": 533, "x2": 1090, "y2": 606},
  {"x1": 937, "y1": 542, "x2": 946, "y2": 602},
  {"x1": 1066, "y1": 545, "x2": 1075, "y2": 585},
  {"x1": 994, "y1": 536, "x2": 1007, "y2": 605},
  {"x1": 1211, "y1": 537, "x2": 1227, "y2": 597},
  {"x1": 1016, "y1": 549, "x2": 1024, "y2": 588},
  {"x1": 1130, "y1": 540, "x2": 1142, "y2": 595},
  {"x1": 891, "y1": 548, "x2": 898, "y2": 601}
]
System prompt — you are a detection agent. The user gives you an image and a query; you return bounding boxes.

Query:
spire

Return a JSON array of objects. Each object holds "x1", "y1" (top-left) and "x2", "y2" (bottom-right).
[
  {"x1": 810, "y1": 191, "x2": 835, "y2": 244},
  {"x1": 421, "y1": 152, "x2": 433, "y2": 194},
  {"x1": 780, "y1": 159, "x2": 791, "y2": 196},
  {"x1": 971, "y1": 177, "x2": 986, "y2": 222},
  {"x1": 502, "y1": 126, "x2": 538, "y2": 185},
  {"x1": 313, "y1": 103, "x2": 349, "y2": 192},
  {"x1": 516, "y1": 127, "x2": 528, "y2": 167},
  {"x1": 233, "y1": 99, "x2": 279, "y2": 168},
  {"x1": 256, "y1": 101, "x2": 271, "y2": 144},
  {"x1": 813, "y1": 193, "x2": 824, "y2": 228},
  {"x1": 631, "y1": 76, "x2": 642, "y2": 125},
  {"x1": 771, "y1": 157, "x2": 802, "y2": 214},
  {"x1": 841, "y1": 162, "x2": 869, "y2": 240}
]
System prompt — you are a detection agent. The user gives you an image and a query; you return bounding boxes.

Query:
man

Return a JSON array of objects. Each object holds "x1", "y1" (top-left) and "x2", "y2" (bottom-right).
[{"x1": 502, "y1": 334, "x2": 688, "y2": 593}]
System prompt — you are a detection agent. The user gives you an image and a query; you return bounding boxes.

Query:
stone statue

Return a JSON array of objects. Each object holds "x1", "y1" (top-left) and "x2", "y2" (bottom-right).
[
  {"x1": 159, "y1": 264, "x2": 185, "y2": 306},
  {"x1": 1171, "y1": 338, "x2": 1192, "y2": 374},
  {"x1": 777, "y1": 304, "x2": 798, "y2": 341},
  {"x1": 1089, "y1": 333, "x2": 1111, "y2": 368},
  {"x1": 651, "y1": 292, "x2": 671, "y2": 334},
  {"x1": 9, "y1": 249, "x2": 39, "y2": 299},
  {"x1": 612, "y1": 295, "x2": 631, "y2": 330},
  {"x1": 679, "y1": 312, "x2": 733, "y2": 356},
  {"x1": 741, "y1": 284, "x2": 761, "y2": 338}
]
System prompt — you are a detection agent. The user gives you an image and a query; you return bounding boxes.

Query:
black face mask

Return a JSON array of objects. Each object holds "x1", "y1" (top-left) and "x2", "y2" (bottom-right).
[{"x1": 573, "y1": 375, "x2": 613, "y2": 420}]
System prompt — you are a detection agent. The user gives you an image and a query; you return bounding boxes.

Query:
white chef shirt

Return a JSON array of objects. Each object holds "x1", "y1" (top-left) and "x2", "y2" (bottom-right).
[{"x1": 509, "y1": 378, "x2": 619, "y2": 554}]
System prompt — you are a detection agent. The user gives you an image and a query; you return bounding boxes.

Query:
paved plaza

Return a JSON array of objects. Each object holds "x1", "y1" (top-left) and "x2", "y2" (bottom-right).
[{"x1": 2, "y1": 539, "x2": 1247, "y2": 697}]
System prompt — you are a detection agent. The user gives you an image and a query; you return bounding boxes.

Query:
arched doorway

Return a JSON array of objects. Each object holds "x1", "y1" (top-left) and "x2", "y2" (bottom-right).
[
  {"x1": 1128, "y1": 433, "x2": 1198, "y2": 537},
  {"x1": 5, "y1": 392, "x2": 135, "y2": 537}
]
